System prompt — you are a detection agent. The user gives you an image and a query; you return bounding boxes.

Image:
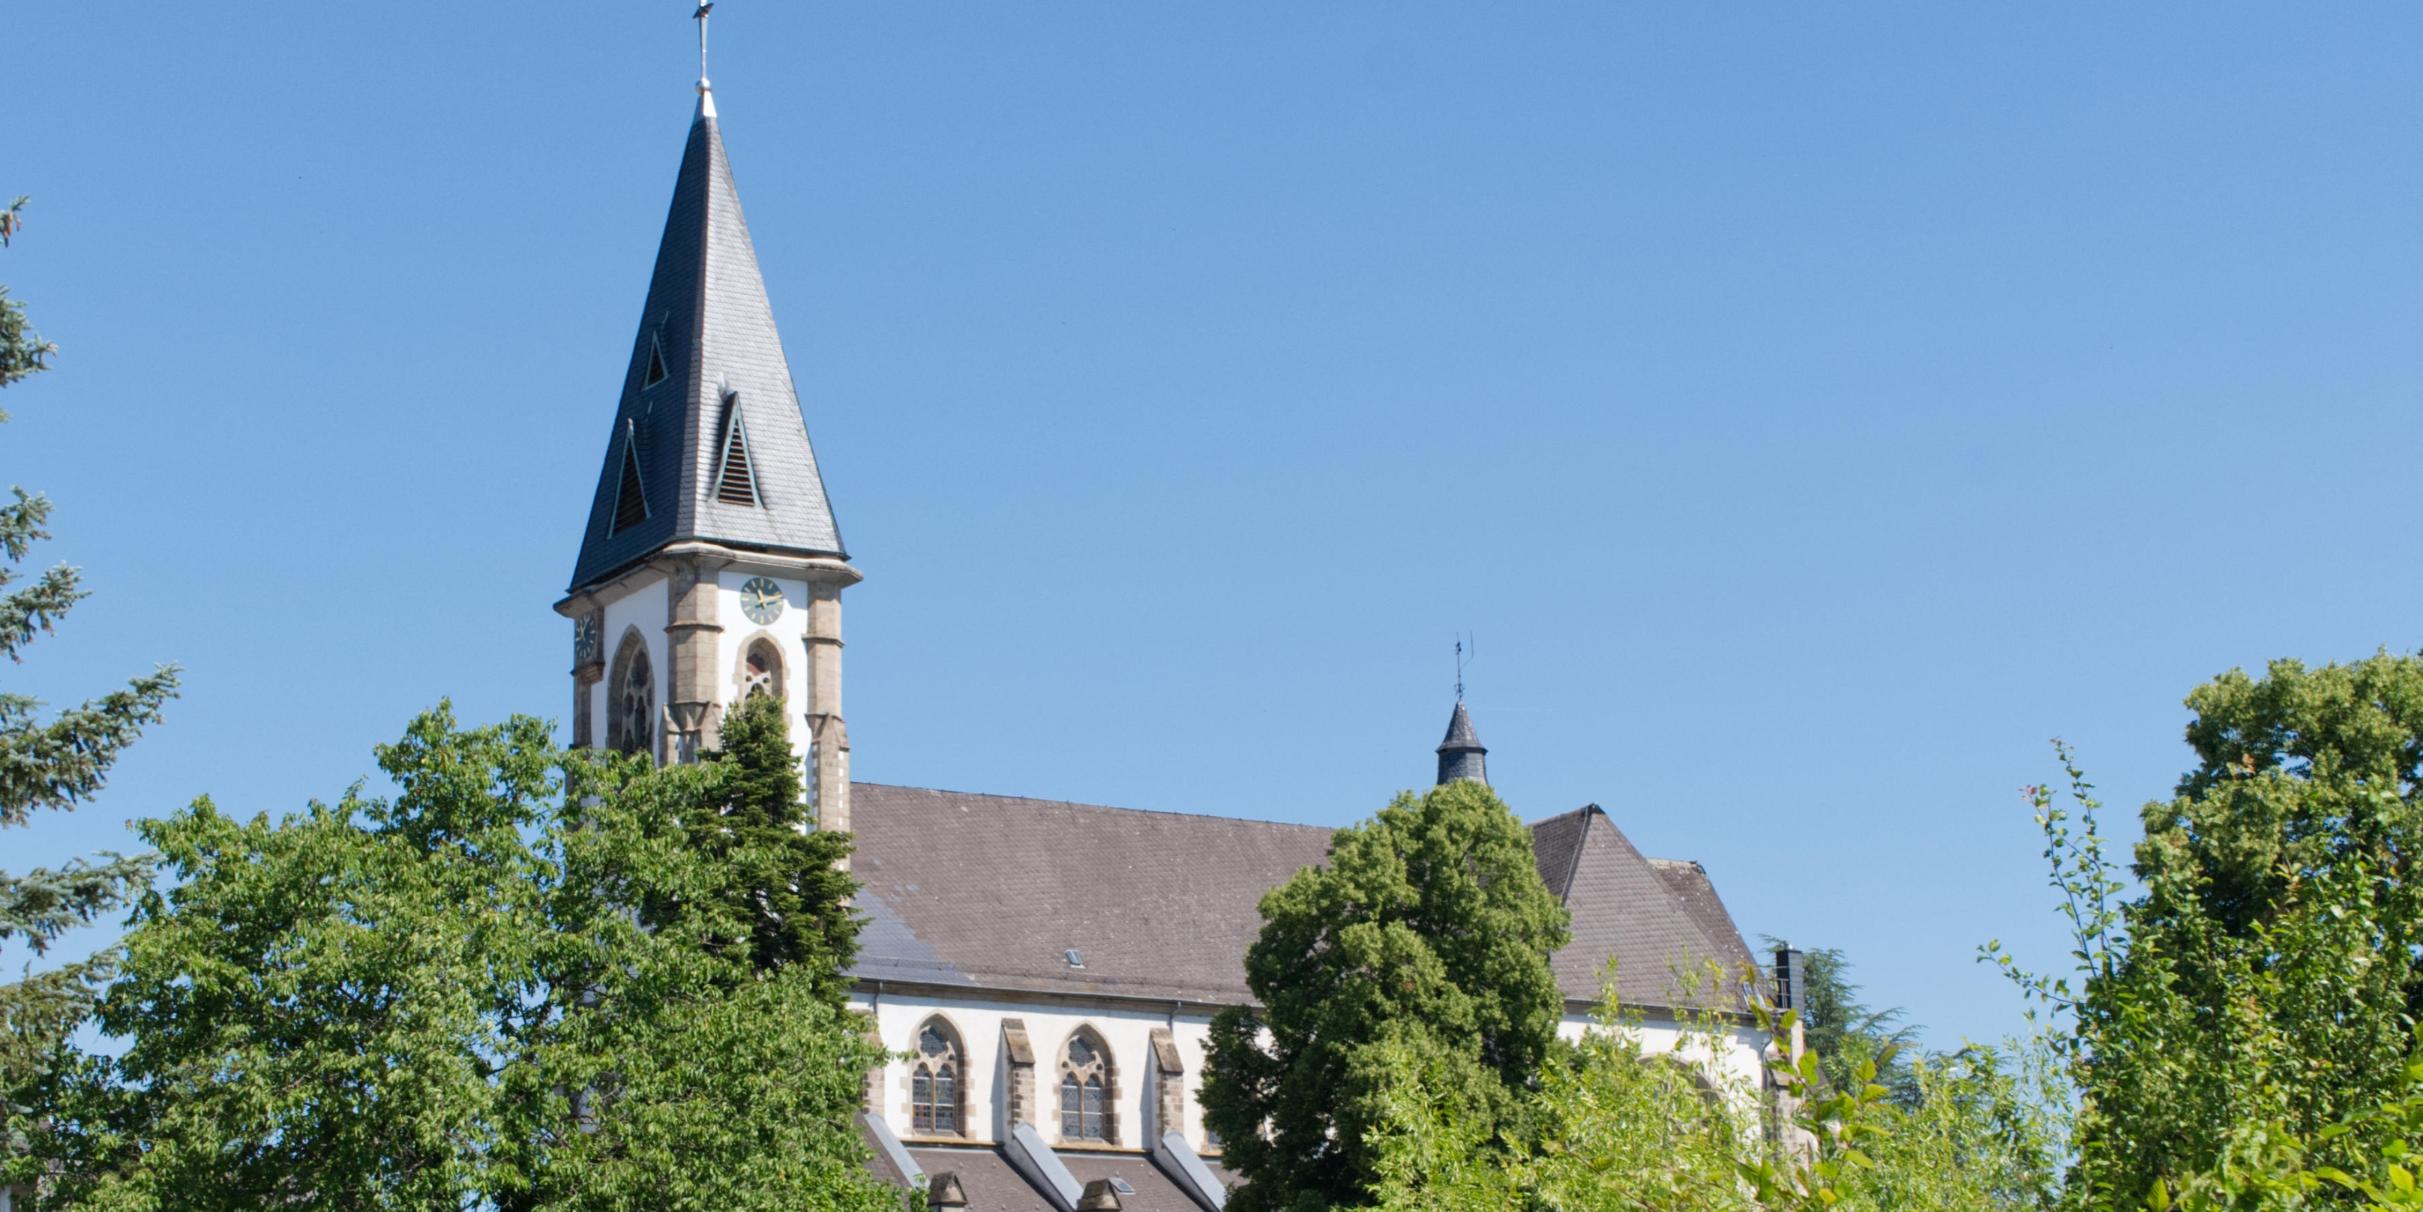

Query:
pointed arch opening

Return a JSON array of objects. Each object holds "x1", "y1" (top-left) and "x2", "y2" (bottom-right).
[
  {"x1": 736, "y1": 634, "x2": 783, "y2": 702},
  {"x1": 909, "y1": 1016, "x2": 966, "y2": 1137},
  {"x1": 1057, "y1": 1026, "x2": 1117, "y2": 1144},
  {"x1": 607, "y1": 629, "x2": 655, "y2": 758}
]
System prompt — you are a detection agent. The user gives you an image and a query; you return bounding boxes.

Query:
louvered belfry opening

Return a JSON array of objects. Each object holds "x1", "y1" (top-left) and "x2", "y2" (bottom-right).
[
  {"x1": 643, "y1": 333, "x2": 669, "y2": 388},
  {"x1": 713, "y1": 394, "x2": 759, "y2": 507},
  {"x1": 610, "y1": 420, "x2": 649, "y2": 533}
]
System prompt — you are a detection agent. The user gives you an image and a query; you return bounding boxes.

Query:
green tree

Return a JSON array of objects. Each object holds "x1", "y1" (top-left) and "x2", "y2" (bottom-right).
[
  {"x1": 1201, "y1": 779, "x2": 1570, "y2": 1212},
  {"x1": 0, "y1": 195, "x2": 179, "y2": 1194},
  {"x1": 1991, "y1": 654, "x2": 2423, "y2": 1206},
  {"x1": 689, "y1": 692, "x2": 858, "y2": 999},
  {"x1": 1366, "y1": 994, "x2": 2069, "y2": 1212},
  {"x1": 1764, "y1": 939, "x2": 1923, "y2": 1107},
  {"x1": 29, "y1": 706, "x2": 893, "y2": 1212}
]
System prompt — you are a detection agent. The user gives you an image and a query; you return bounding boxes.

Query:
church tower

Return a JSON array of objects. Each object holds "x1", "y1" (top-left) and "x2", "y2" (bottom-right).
[{"x1": 556, "y1": 70, "x2": 859, "y2": 831}]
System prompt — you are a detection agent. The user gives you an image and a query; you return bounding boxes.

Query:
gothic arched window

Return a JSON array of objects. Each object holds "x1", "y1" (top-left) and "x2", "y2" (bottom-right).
[
  {"x1": 909, "y1": 1018, "x2": 963, "y2": 1136},
  {"x1": 609, "y1": 632, "x2": 654, "y2": 757},
  {"x1": 1058, "y1": 1028, "x2": 1114, "y2": 1143},
  {"x1": 741, "y1": 637, "x2": 782, "y2": 701}
]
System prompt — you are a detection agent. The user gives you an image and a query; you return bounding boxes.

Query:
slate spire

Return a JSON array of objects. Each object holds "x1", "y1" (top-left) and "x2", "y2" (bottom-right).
[
  {"x1": 569, "y1": 83, "x2": 845, "y2": 593},
  {"x1": 1436, "y1": 699, "x2": 1488, "y2": 786}
]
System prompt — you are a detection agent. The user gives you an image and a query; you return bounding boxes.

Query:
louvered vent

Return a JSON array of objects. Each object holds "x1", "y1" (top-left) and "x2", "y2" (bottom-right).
[
  {"x1": 610, "y1": 421, "x2": 648, "y2": 533},
  {"x1": 713, "y1": 397, "x2": 759, "y2": 507},
  {"x1": 642, "y1": 334, "x2": 668, "y2": 388}
]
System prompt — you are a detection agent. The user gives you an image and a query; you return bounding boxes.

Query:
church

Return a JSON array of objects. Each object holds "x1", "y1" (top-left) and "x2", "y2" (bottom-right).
[{"x1": 553, "y1": 65, "x2": 1772, "y2": 1212}]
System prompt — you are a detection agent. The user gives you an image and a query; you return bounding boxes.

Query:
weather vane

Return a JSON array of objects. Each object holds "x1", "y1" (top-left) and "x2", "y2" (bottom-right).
[
  {"x1": 1455, "y1": 634, "x2": 1474, "y2": 702},
  {"x1": 695, "y1": 3, "x2": 715, "y2": 92}
]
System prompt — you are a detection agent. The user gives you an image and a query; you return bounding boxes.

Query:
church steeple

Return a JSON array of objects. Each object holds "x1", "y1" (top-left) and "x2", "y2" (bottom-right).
[
  {"x1": 568, "y1": 84, "x2": 843, "y2": 591},
  {"x1": 1436, "y1": 699, "x2": 1488, "y2": 786},
  {"x1": 557, "y1": 68, "x2": 860, "y2": 834}
]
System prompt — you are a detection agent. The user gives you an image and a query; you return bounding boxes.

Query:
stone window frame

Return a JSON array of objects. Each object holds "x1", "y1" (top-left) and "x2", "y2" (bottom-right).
[
  {"x1": 606, "y1": 627, "x2": 655, "y2": 758},
  {"x1": 904, "y1": 1014, "x2": 968, "y2": 1139},
  {"x1": 734, "y1": 631, "x2": 785, "y2": 703},
  {"x1": 1055, "y1": 1024, "x2": 1119, "y2": 1145}
]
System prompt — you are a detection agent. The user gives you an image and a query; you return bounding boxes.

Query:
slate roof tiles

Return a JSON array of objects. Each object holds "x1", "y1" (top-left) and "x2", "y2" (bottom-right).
[{"x1": 849, "y1": 783, "x2": 1754, "y2": 1014}]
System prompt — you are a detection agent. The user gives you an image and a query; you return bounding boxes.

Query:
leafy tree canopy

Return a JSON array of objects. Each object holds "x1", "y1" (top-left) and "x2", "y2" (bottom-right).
[
  {"x1": 1995, "y1": 653, "x2": 2423, "y2": 1206},
  {"x1": 20, "y1": 706, "x2": 893, "y2": 1212},
  {"x1": 1202, "y1": 779, "x2": 1569, "y2": 1212}
]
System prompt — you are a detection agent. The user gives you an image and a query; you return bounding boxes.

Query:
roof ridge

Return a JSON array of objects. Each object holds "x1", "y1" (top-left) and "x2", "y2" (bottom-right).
[
  {"x1": 852, "y1": 781, "x2": 1337, "y2": 832},
  {"x1": 1557, "y1": 804, "x2": 1594, "y2": 906}
]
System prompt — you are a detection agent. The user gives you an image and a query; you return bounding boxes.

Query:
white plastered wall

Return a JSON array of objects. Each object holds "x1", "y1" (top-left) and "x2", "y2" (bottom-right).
[
  {"x1": 852, "y1": 990, "x2": 1221, "y2": 1154},
  {"x1": 1557, "y1": 1009, "x2": 1770, "y2": 1107},
  {"x1": 711, "y1": 566, "x2": 813, "y2": 749},
  {"x1": 850, "y1": 989, "x2": 1771, "y2": 1153}
]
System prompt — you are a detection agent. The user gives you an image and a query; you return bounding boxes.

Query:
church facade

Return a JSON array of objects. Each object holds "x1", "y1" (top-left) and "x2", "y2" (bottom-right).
[{"x1": 557, "y1": 77, "x2": 1773, "y2": 1212}]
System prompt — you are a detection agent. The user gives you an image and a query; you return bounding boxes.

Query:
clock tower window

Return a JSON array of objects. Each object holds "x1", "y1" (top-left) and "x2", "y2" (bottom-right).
[
  {"x1": 608, "y1": 632, "x2": 655, "y2": 758},
  {"x1": 741, "y1": 638, "x2": 782, "y2": 701}
]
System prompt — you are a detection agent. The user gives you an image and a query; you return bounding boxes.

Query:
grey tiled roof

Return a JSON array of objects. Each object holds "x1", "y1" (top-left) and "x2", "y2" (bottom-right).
[
  {"x1": 570, "y1": 94, "x2": 844, "y2": 593},
  {"x1": 848, "y1": 784, "x2": 1753, "y2": 1013},
  {"x1": 1650, "y1": 857, "x2": 1759, "y2": 979},
  {"x1": 1437, "y1": 700, "x2": 1483, "y2": 753},
  {"x1": 901, "y1": 1146, "x2": 1214, "y2": 1212},
  {"x1": 1534, "y1": 805, "x2": 1757, "y2": 1012}
]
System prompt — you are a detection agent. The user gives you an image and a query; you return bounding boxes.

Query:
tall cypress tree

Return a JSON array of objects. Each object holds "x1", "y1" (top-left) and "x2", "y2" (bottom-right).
[
  {"x1": 695, "y1": 692, "x2": 858, "y2": 1001},
  {"x1": 0, "y1": 196, "x2": 181, "y2": 1185}
]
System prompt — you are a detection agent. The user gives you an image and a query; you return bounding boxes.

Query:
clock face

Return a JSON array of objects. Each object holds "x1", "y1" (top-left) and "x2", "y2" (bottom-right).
[
  {"x1": 572, "y1": 613, "x2": 600, "y2": 663},
  {"x1": 740, "y1": 576, "x2": 786, "y2": 625}
]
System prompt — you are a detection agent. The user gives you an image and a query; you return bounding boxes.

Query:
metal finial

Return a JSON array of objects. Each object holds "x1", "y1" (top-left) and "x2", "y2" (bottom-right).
[
  {"x1": 694, "y1": 3, "x2": 715, "y2": 95},
  {"x1": 1454, "y1": 634, "x2": 1473, "y2": 702}
]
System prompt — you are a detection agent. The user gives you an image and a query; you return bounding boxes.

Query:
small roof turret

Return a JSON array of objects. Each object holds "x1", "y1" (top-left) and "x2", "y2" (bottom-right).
[{"x1": 1436, "y1": 700, "x2": 1488, "y2": 786}]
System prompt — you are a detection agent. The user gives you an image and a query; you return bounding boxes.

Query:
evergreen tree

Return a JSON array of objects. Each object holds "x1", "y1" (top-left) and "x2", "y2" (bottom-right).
[
  {"x1": 1201, "y1": 779, "x2": 1570, "y2": 1212},
  {"x1": 1764, "y1": 939, "x2": 1923, "y2": 1106},
  {"x1": 0, "y1": 196, "x2": 179, "y2": 1193},
  {"x1": 692, "y1": 692, "x2": 858, "y2": 1000}
]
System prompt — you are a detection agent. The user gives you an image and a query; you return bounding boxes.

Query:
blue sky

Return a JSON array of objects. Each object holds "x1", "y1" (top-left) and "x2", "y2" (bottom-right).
[{"x1": 8, "y1": 3, "x2": 2422, "y2": 1050}]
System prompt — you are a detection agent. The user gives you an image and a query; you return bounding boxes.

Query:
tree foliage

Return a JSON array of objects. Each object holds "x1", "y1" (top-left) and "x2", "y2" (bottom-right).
[
  {"x1": 1201, "y1": 779, "x2": 1570, "y2": 1212},
  {"x1": 1765, "y1": 938, "x2": 1923, "y2": 1107},
  {"x1": 688, "y1": 691, "x2": 857, "y2": 999},
  {"x1": 1366, "y1": 994, "x2": 2069, "y2": 1212},
  {"x1": 1990, "y1": 655, "x2": 2423, "y2": 1206},
  {"x1": 0, "y1": 194, "x2": 180, "y2": 1192},
  {"x1": 16, "y1": 706, "x2": 893, "y2": 1212}
]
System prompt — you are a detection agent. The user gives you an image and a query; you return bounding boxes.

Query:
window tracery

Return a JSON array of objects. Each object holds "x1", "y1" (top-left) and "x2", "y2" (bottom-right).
[
  {"x1": 909, "y1": 1018, "x2": 963, "y2": 1136},
  {"x1": 741, "y1": 637, "x2": 782, "y2": 701},
  {"x1": 609, "y1": 633, "x2": 654, "y2": 757},
  {"x1": 1058, "y1": 1029, "x2": 1114, "y2": 1142}
]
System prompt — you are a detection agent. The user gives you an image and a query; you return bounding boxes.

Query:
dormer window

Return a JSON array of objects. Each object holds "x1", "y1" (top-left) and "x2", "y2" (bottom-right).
[
  {"x1": 713, "y1": 394, "x2": 760, "y2": 507},
  {"x1": 642, "y1": 332, "x2": 668, "y2": 389},
  {"x1": 609, "y1": 419, "x2": 649, "y2": 534}
]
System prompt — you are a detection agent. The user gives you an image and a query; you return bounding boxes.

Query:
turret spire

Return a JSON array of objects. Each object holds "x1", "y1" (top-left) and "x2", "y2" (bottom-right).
[{"x1": 1436, "y1": 699, "x2": 1488, "y2": 786}]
